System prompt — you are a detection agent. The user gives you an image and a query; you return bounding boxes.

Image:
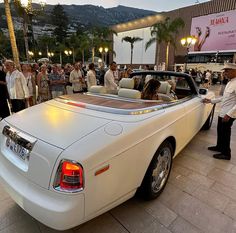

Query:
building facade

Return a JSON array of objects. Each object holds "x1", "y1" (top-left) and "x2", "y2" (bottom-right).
[{"x1": 112, "y1": 0, "x2": 236, "y2": 71}]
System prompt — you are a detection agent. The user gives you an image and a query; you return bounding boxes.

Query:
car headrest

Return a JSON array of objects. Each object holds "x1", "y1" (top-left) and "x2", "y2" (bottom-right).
[
  {"x1": 89, "y1": 85, "x2": 107, "y2": 94},
  {"x1": 118, "y1": 88, "x2": 141, "y2": 99},
  {"x1": 159, "y1": 81, "x2": 171, "y2": 94},
  {"x1": 119, "y1": 78, "x2": 134, "y2": 89}
]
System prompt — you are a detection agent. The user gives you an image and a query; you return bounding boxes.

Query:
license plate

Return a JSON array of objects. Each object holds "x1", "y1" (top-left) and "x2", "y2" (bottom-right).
[{"x1": 6, "y1": 138, "x2": 29, "y2": 161}]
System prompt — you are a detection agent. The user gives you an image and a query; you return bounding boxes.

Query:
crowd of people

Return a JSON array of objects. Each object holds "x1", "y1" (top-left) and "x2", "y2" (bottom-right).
[{"x1": 0, "y1": 60, "x2": 101, "y2": 119}]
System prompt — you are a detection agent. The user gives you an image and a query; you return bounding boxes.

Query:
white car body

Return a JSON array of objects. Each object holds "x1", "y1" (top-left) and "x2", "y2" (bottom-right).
[{"x1": 0, "y1": 71, "x2": 215, "y2": 230}]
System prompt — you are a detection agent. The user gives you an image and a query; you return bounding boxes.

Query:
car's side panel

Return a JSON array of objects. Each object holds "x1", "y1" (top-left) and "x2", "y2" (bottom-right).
[{"x1": 54, "y1": 104, "x2": 188, "y2": 217}]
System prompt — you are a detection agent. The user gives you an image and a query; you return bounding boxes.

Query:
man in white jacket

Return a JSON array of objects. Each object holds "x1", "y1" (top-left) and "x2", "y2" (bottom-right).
[
  {"x1": 203, "y1": 63, "x2": 236, "y2": 160},
  {"x1": 5, "y1": 60, "x2": 29, "y2": 113},
  {"x1": 104, "y1": 61, "x2": 118, "y2": 94}
]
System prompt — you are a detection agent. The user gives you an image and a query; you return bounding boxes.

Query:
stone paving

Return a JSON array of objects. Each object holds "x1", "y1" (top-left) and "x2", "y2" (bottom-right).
[{"x1": 0, "y1": 85, "x2": 236, "y2": 233}]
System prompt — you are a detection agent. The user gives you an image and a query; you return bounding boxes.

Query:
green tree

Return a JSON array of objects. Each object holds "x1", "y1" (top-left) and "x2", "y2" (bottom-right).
[
  {"x1": 146, "y1": 17, "x2": 185, "y2": 69},
  {"x1": 0, "y1": 30, "x2": 12, "y2": 58},
  {"x1": 51, "y1": 4, "x2": 69, "y2": 43},
  {"x1": 121, "y1": 36, "x2": 143, "y2": 65}
]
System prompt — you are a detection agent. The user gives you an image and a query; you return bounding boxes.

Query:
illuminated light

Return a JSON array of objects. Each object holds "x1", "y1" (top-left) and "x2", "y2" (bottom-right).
[
  {"x1": 104, "y1": 47, "x2": 108, "y2": 53},
  {"x1": 191, "y1": 37, "x2": 197, "y2": 45},
  {"x1": 187, "y1": 37, "x2": 192, "y2": 44},
  {"x1": 181, "y1": 38, "x2": 186, "y2": 46},
  {"x1": 39, "y1": 0, "x2": 46, "y2": 7},
  {"x1": 20, "y1": 0, "x2": 29, "y2": 7},
  {"x1": 60, "y1": 161, "x2": 83, "y2": 190},
  {"x1": 65, "y1": 162, "x2": 80, "y2": 171}
]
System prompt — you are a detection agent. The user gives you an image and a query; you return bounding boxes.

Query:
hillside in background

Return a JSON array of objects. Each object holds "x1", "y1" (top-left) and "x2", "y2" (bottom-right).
[{"x1": 0, "y1": 3, "x2": 157, "y2": 29}]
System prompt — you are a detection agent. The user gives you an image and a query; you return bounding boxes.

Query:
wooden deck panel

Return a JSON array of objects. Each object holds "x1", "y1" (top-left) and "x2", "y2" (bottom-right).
[{"x1": 60, "y1": 94, "x2": 162, "y2": 110}]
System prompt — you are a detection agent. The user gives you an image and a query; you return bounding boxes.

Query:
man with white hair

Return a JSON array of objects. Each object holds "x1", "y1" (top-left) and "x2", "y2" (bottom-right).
[
  {"x1": 5, "y1": 60, "x2": 29, "y2": 113},
  {"x1": 203, "y1": 63, "x2": 236, "y2": 160}
]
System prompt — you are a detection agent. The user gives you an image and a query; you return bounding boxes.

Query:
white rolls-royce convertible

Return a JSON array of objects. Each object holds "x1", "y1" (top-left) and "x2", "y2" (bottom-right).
[{"x1": 0, "y1": 71, "x2": 215, "y2": 230}]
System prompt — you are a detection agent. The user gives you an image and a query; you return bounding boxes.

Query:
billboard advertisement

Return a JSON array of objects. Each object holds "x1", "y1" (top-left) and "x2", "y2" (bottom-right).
[{"x1": 190, "y1": 9, "x2": 236, "y2": 52}]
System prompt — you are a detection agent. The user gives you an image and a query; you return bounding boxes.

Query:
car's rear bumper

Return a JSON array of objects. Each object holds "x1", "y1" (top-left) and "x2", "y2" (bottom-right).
[{"x1": 0, "y1": 154, "x2": 85, "y2": 230}]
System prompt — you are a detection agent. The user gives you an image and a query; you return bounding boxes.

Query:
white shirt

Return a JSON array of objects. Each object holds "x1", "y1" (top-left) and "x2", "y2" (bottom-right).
[
  {"x1": 6, "y1": 69, "x2": 29, "y2": 99},
  {"x1": 211, "y1": 77, "x2": 236, "y2": 118},
  {"x1": 104, "y1": 69, "x2": 117, "y2": 91},
  {"x1": 87, "y1": 70, "x2": 97, "y2": 89},
  {"x1": 69, "y1": 69, "x2": 83, "y2": 92}
]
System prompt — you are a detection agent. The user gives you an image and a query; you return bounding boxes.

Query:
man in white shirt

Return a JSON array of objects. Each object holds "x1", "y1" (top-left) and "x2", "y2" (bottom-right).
[
  {"x1": 203, "y1": 63, "x2": 236, "y2": 160},
  {"x1": 5, "y1": 60, "x2": 29, "y2": 113},
  {"x1": 104, "y1": 61, "x2": 118, "y2": 93},
  {"x1": 69, "y1": 62, "x2": 85, "y2": 93}
]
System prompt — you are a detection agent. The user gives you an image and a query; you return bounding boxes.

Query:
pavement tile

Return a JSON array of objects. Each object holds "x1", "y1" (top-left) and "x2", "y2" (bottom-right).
[
  {"x1": 169, "y1": 171, "x2": 200, "y2": 194},
  {"x1": 110, "y1": 199, "x2": 170, "y2": 233},
  {"x1": 211, "y1": 182, "x2": 236, "y2": 202},
  {"x1": 230, "y1": 165, "x2": 236, "y2": 175},
  {"x1": 208, "y1": 168, "x2": 236, "y2": 190},
  {"x1": 0, "y1": 218, "x2": 40, "y2": 233},
  {"x1": 73, "y1": 213, "x2": 128, "y2": 233},
  {"x1": 187, "y1": 172, "x2": 215, "y2": 188},
  {"x1": 140, "y1": 199, "x2": 177, "y2": 227},
  {"x1": 225, "y1": 221, "x2": 236, "y2": 233},
  {"x1": 0, "y1": 185, "x2": 10, "y2": 202},
  {"x1": 224, "y1": 201, "x2": 236, "y2": 221},
  {"x1": 172, "y1": 164, "x2": 192, "y2": 176},
  {"x1": 192, "y1": 185, "x2": 229, "y2": 211},
  {"x1": 186, "y1": 149, "x2": 234, "y2": 172},
  {"x1": 174, "y1": 156, "x2": 214, "y2": 176},
  {"x1": 163, "y1": 191, "x2": 233, "y2": 233},
  {"x1": 169, "y1": 216, "x2": 203, "y2": 233},
  {"x1": 0, "y1": 198, "x2": 32, "y2": 231}
]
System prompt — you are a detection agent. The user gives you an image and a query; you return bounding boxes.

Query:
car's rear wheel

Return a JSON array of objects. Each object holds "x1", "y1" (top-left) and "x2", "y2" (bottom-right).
[
  {"x1": 202, "y1": 104, "x2": 215, "y2": 130},
  {"x1": 138, "y1": 141, "x2": 173, "y2": 200}
]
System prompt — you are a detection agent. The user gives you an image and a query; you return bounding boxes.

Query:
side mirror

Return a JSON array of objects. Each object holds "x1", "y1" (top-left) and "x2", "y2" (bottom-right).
[{"x1": 199, "y1": 88, "x2": 208, "y2": 95}]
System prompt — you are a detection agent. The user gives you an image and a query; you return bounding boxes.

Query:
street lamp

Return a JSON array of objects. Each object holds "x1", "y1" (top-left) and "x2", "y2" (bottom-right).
[
  {"x1": 28, "y1": 50, "x2": 34, "y2": 58},
  {"x1": 48, "y1": 52, "x2": 54, "y2": 62},
  {"x1": 64, "y1": 50, "x2": 73, "y2": 63},
  {"x1": 181, "y1": 36, "x2": 197, "y2": 71},
  {"x1": 64, "y1": 50, "x2": 72, "y2": 56},
  {"x1": 99, "y1": 47, "x2": 109, "y2": 65},
  {"x1": 38, "y1": 51, "x2": 42, "y2": 56}
]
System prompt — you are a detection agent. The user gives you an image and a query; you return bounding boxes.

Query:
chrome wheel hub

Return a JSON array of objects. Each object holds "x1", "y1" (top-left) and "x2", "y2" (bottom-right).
[{"x1": 151, "y1": 147, "x2": 171, "y2": 193}]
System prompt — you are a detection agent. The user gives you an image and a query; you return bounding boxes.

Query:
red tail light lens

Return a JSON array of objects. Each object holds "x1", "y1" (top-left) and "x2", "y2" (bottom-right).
[{"x1": 54, "y1": 160, "x2": 84, "y2": 192}]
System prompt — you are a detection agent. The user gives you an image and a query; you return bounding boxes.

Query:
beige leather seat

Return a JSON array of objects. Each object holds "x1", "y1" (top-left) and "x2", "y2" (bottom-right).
[
  {"x1": 158, "y1": 81, "x2": 174, "y2": 101},
  {"x1": 88, "y1": 85, "x2": 107, "y2": 94},
  {"x1": 118, "y1": 78, "x2": 141, "y2": 99}
]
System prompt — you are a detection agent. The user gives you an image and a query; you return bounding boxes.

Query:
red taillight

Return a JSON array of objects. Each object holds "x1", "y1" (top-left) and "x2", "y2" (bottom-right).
[{"x1": 54, "y1": 160, "x2": 84, "y2": 192}]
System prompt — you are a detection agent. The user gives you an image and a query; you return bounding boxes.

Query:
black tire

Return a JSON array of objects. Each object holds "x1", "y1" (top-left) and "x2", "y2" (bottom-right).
[
  {"x1": 138, "y1": 140, "x2": 173, "y2": 200},
  {"x1": 202, "y1": 104, "x2": 215, "y2": 130}
]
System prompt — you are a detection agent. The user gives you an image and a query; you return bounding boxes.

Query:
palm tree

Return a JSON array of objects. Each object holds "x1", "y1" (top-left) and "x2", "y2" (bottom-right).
[
  {"x1": 122, "y1": 36, "x2": 143, "y2": 65},
  {"x1": 146, "y1": 17, "x2": 185, "y2": 70},
  {"x1": 4, "y1": 0, "x2": 20, "y2": 67}
]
